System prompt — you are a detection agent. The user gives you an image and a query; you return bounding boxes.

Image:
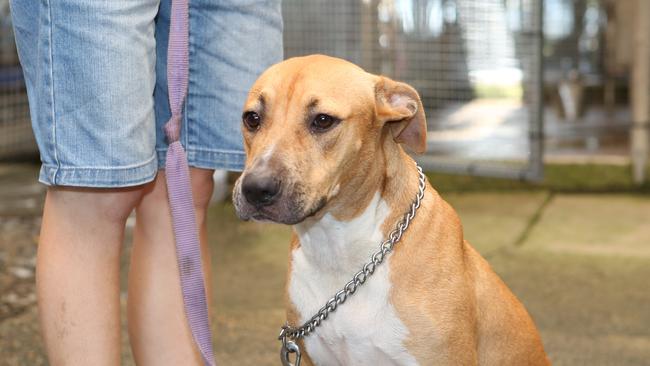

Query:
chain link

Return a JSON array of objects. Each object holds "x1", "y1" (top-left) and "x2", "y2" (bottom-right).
[{"x1": 279, "y1": 162, "x2": 427, "y2": 342}]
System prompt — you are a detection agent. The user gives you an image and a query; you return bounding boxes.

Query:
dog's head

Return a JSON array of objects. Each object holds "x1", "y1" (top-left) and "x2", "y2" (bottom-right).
[{"x1": 233, "y1": 55, "x2": 426, "y2": 224}]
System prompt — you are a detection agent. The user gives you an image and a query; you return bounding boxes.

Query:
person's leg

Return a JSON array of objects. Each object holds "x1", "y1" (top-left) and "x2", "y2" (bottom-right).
[
  {"x1": 128, "y1": 0, "x2": 283, "y2": 362},
  {"x1": 127, "y1": 168, "x2": 214, "y2": 365},
  {"x1": 12, "y1": 0, "x2": 161, "y2": 363},
  {"x1": 37, "y1": 187, "x2": 143, "y2": 366}
]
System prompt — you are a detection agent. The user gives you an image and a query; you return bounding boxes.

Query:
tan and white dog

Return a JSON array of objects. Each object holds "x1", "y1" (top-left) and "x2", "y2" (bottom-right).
[{"x1": 233, "y1": 55, "x2": 549, "y2": 366}]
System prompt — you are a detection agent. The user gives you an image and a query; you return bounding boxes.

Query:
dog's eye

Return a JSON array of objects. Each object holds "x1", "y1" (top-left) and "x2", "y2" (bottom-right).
[
  {"x1": 311, "y1": 114, "x2": 339, "y2": 132},
  {"x1": 242, "y1": 111, "x2": 261, "y2": 131}
]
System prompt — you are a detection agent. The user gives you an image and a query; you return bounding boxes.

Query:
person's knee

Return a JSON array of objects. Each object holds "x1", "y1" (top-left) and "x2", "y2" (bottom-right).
[
  {"x1": 190, "y1": 168, "x2": 215, "y2": 212},
  {"x1": 137, "y1": 169, "x2": 213, "y2": 219},
  {"x1": 47, "y1": 186, "x2": 143, "y2": 224}
]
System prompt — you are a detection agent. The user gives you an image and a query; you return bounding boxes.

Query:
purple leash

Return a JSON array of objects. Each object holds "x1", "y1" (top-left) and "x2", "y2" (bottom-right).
[{"x1": 164, "y1": 0, "x2": 216, "y2": 365}]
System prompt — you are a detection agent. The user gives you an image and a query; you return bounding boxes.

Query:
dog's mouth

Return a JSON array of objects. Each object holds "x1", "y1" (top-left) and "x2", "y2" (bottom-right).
[
  {"x1": 234, "y1": 179, "x2": 327, "y2": 225},
  {"x1": 246, "y1": 197, "x2": 326, "y2": 225},
  {"x1": 295, "y1": 196, "x2": 327, "y2": 222}
]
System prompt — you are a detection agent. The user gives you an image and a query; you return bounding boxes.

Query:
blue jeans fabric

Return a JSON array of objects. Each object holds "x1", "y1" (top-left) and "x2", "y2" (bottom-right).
[{"x1": 10, "y1": 0, "x2": 283, "y2": 187}]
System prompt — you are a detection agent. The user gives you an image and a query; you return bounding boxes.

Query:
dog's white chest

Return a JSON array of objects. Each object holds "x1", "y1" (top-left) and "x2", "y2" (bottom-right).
[{"x1": 289, "y1": 194, "x2": 419, "y2": 366}]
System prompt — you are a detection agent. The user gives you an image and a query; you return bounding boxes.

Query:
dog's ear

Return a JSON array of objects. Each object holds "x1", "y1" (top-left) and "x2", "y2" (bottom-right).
[{"x1": 375, "y1": 76, "x2": 427, "y2": 154}]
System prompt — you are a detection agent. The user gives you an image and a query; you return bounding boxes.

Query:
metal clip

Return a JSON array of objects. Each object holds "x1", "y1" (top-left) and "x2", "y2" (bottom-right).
[
  {"x1": 279, "y1": 326, "x2": 301, "y2": 366},
  {"x1": 280, "y1": 339, "x2": 301, "y2": 366}
]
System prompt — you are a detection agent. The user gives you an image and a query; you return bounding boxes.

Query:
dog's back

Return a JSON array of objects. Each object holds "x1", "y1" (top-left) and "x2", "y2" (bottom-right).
[
  {"x1": 467, "y1": 243, "x2": 550, "y2": 365},
  {"x1": 388, "y1": 188, "x2": 550, "y2": 365}
]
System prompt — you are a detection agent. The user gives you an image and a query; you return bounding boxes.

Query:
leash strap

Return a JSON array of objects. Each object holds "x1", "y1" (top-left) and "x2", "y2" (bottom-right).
[{"x1": 164, "y1": 0, "x2": 215, "y2": 364}]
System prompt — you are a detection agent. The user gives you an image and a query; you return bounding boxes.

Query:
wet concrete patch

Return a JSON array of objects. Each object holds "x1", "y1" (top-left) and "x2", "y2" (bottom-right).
[
  {"x1": 0, "y1": 217, "x2": 39, "y2": 322},
  {"x1": 0, "y1": 217, "x2": 43, "y2": 365},
  {"x1": 0, "y1": 307, "x2": 46, "y2": 366}
]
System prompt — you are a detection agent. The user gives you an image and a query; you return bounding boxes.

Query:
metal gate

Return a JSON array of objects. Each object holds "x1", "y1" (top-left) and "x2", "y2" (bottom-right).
[
  {"x1": 283, "y1": 0, "x2": 544, "y2": 180},
  {"x1": 0, "y1": 0, "x2": 545, "y2": 177}
]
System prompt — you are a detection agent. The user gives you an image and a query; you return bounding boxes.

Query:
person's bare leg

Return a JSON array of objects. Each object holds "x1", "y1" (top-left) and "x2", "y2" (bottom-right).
[
  {"x1": 37, "y1": 187, "x2": 143, "y2": 366},
  {"x1": 127, "y1": 168, "x2": 214, "y2": 365}
]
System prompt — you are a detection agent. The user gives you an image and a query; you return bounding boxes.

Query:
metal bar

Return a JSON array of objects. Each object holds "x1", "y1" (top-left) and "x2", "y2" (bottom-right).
[
  {"x1": 631, "y1": 0, "x2": 650, "y2": 184},
  {"x1": 528, "y1": 0, "x2": 545, "y2": 182}
]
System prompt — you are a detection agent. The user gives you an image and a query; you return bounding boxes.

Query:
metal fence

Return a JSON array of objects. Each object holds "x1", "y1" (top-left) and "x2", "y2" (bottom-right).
[
  {"x1": 0, "y1": 1, "x2": 35, "y2": 160},
  {"x1": 0, "y1": 1, "x2": 545, "y2": 180},
  {"x1": 283, "y1": 0, "x2": 544, "y2": 180}
]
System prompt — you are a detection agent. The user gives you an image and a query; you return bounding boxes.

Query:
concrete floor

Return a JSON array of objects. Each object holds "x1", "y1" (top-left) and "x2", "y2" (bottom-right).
[{"x1": 1, "y1": 169, "x2": 649, "y2": 365}]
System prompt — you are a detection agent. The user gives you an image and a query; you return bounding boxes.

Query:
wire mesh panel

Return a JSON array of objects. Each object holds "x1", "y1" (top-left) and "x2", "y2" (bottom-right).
[
  {"x1": 0, "y1": 2, "x2": 35, "y2": 160},
  {"x1": 283, "y1": 0, "x2": 543, "y2": 180}
]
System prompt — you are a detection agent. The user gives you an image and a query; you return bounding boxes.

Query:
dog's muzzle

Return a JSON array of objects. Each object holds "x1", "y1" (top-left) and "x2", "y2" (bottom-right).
[{"x1": 233, "y1": 170, "x2": 325, "y2": 225}]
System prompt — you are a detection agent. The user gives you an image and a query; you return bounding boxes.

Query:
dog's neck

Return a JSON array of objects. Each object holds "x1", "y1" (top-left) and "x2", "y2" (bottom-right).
[
  {"x1": 293, "y1": 140, "x2": 421, "y2": 275},
  {"x1": 293, "y1": 191, "x2": 390, "y2": 274}
]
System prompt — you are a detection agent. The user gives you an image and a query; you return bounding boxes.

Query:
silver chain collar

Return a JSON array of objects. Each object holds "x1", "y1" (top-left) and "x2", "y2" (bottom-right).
[{"x1": 279, "y1": 162, "x2": 427, "y2": 366}]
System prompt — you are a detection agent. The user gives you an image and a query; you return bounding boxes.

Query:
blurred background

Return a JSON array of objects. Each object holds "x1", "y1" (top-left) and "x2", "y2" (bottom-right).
[{"x1": 1, "y1": 0, "x2": 649, "y2": 365}]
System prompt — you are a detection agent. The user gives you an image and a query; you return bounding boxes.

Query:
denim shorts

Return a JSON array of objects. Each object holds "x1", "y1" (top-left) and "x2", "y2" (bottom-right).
[{"x1": 10, "y1": 0, "x2": 283, "y2": 187}]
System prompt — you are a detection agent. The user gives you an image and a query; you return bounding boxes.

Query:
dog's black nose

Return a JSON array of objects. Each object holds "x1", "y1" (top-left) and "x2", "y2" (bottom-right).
[{"x1": 242, "y1": 173, "x2": 281, "y2": 207}]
